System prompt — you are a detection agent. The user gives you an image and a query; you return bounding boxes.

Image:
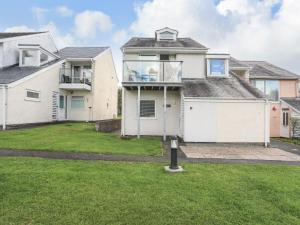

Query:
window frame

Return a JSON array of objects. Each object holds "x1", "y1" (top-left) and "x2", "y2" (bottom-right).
[
  {"x1": 71, "y1": 96, "x2": 85, "y2": 109},
  {"x1": 252, "y1": 79, "x2": 280, "y2": 102},
  {"x1": 59, "y1": 95, "x2": 65, "y2": 109},
  {"x1": 139, "y1": 99, "x2": 156, "y2": 119},
  {"x1": 25, "y1": 89, "x2": 40, "y2": 102},
  {"x1": 206, "y1": 58, "x2": 229, "y2": 77},
  {"x1": 282, "y1": 109, "x2": 289, "y2": 127}
]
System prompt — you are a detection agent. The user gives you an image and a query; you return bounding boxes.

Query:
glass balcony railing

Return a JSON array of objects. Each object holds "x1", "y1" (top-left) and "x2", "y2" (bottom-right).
[
  {"x1": 123, "y1": 60, "x2": 182, "y2": 83},
  {"x1": 59, "y1": 68, "x2": 92, "y2": 86}
]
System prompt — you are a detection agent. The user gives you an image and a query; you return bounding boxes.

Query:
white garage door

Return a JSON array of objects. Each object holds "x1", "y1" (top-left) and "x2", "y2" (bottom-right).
[{"x1": 183, "y1": 100, "x2": 266, "y2": 143}]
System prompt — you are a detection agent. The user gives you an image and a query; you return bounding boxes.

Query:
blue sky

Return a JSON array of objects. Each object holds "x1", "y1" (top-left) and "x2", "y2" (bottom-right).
[{"x1": 1, "y1": 0, "x2": 300, "y2": 76}]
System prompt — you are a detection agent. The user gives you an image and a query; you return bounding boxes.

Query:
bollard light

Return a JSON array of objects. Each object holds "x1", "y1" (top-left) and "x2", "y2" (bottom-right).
[
  {"x1": 170, "y1": 139, "x2": 179, "y2": 170},
  {"x1": 164, "y1": 136, "x2": 184, "y2": 172}
]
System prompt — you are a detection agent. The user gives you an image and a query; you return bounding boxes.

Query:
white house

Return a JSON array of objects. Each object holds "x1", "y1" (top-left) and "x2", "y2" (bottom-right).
[
  {"x1": 0, "y1": 32, "x2": 118, "y2": 129},
  {"x1": 121, "y1": 27, "x2": 270, "y2": 145}
]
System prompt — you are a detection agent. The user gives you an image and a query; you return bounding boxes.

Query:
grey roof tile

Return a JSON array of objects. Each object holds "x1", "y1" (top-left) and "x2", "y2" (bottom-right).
[
  {"x1": 281, "y1": 98, "x2": 300, "y2": 112},
  {"x1": 242, "y1": 61, "x2": 300, "y2": 80},
  {"x1": 0, "y1": 59, "x2": 62, "y2": 84},
  {"x1": 58, "y1": 47, "x2": 109, "y2": 59},
  {"x1": 183, "y1": 74, "x2": 265, "y2": 99},
  {"x1": 229, "y1": 57, "x2": 249, "y2": 68},
  {"x1": 122, "y1": 37, "x2": 207, "y2": 49},
  {"x1": 0, "y1": 32, "x2": 46, "y2": 40}
]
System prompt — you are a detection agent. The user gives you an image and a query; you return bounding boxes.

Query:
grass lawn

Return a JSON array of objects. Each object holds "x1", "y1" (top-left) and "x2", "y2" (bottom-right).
[
  {"x1": 273, "y1": 137, "x2": 300, "y2": 146},
  {"x1": 0, "y1": 123, "x2": 162, "y2": 156},
  {"x1": 0, "y1": 158, "x2": 300, "y2": 225}
]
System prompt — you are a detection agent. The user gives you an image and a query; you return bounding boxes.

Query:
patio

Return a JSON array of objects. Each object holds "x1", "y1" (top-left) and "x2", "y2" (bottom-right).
[{"x1": 180, "y1": 144, "x2": 300, "y2": 162}]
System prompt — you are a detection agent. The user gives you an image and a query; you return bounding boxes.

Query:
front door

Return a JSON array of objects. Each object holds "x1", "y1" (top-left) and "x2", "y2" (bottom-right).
[{"x1": 58, "y1": 95, "x2": 67, "y2": 120}]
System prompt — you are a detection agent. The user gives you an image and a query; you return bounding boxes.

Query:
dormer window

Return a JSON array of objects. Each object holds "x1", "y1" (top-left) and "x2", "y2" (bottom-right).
[
  {"x1": 18, "y1": 44, "x2": 59, "y2": 67},
  {"x1": 206, "y1": 55, "x2": 230, "y2": 77},
  {"x1": 20, "y1": 48, "x2": 40, "y2": 67},
  {"x1": 155, "y1": 27, "x2": 178, "y2": 41}
]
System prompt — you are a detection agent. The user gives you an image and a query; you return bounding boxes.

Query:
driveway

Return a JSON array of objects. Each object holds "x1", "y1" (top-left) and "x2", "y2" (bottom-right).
[{"x1": 180, "y1": 143, "x2": 300, "y2": 162}]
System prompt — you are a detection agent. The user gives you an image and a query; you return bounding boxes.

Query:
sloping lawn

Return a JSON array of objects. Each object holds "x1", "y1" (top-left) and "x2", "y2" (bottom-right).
[
  {"x1": 0, "y1": 158, "x2": 299, "y2": 225},
  {"x1": 0, "y1": 123, "x2": 162, "y2": 156}
]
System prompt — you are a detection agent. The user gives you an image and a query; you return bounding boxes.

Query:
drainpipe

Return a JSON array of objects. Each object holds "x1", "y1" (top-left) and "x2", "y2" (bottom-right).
[
  {"x1": 264, "y1": 99, "x2": 270, "y2": 147},
  {"x1": 1, "y1": 85, "x2": 7, "y2": 130}
]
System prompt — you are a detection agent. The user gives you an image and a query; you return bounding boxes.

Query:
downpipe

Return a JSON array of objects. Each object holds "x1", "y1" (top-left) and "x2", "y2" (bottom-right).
[
  {"x1": 1, "y1": 84, "x2": 7, "y2": 130},
  {"x1": 264, "y1": 99, "x2": 269, "y2": 147}
]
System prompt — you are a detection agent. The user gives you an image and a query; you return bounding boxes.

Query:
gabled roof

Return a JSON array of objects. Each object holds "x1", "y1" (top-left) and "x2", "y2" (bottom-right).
[
  {"x1": 281, "y1": 98, "x2": 300, "y2": 112},
  {"x1": 121, "y1": 37, "x2": 207, "y2": 49},
  {"x1": 0, "y1": 59, "x2": 62, "y2": 84},
  {"x1": 58, "y1": 47, "x2": 109, "y2": 59},
  {"x1": 0, "y1": 47, "x2": 109, "y2": 84},
  {"x1": 0, "y1": 32, "x2": 46, "y2": 40},
  {"x1": 183, "y1": 74, "x2": 265, "y2": 99},
  {"x1": 242, "y1": 60, "x2": 299, "y2": 80}
]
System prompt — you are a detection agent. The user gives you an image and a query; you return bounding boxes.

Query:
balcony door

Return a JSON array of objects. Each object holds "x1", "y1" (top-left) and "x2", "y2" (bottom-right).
[{"x1": 72, "y1": 66, "x2": 81, "y2": 83}]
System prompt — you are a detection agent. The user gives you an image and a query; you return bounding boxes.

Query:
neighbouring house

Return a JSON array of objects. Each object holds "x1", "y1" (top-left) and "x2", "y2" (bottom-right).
[
  {"x1": 121, "y1": 27, "x2": 269, "y2": 145},
  {"x1": 229, "y1": 58, "x2": 300, "y2": 138},
  {"x1": 0, "y1": 31, "x2": 118, "y2": 129}
]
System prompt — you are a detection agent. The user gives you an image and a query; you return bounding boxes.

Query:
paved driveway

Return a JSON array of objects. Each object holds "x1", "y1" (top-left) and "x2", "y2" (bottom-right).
[{"x1": 180, "y1": 144, "x2": 300, "y2": 162}]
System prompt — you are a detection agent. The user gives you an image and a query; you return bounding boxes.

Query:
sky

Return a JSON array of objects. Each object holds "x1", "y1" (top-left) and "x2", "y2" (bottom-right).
[{"x1": 1, "y1": 0, "x2": 300, "y2": 79}]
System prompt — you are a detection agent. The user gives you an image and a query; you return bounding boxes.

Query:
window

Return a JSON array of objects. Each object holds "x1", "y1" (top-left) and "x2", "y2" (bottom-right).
[
  {"x1": 140, "y1": 100, "x2": 155, "y2": 118},
  {"x1": 71, "y1": 96, "x2": 84, "y2": 109},
  {"x1": 25, "y1": 90, "x2": 40, "y2": 101},
  {"x1": 59, "y1": 95, "x2": 64, "y2": 109},
  {"x1": 252, "y1": 80, "x2": 279, "y2": 101},
  {"x1": 20, "y1": 49, "x2": 39, "y2": 67},
  {"x1": 207, "y1": 59, "x2": 227, "y2": 76},
  {"x1": 282, "y1": 109, "x2": 289, "y2": 127}
]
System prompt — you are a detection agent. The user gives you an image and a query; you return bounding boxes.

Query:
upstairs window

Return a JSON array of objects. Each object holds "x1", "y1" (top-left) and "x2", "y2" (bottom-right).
[
  {"x1": 20, "y1": 49, "x2": 40, "y2": 67},
  {"x1": 140, "y1": 100, "x2": 156, "y2": 118},
  {"x1": 207, "y1": 59, "x2": 228, "y2": 77},
  {"x1": 252, "y1": 80, "x2": 279, "y2": 101}
]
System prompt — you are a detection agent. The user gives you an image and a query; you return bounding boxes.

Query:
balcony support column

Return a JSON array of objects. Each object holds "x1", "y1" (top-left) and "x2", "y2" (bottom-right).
[
  {"x1": 137, "y1": 85, "x2": 141, "y2": 139},
  {"x1": 163, "y1": 85, "x2": 167, "y2": 141}
]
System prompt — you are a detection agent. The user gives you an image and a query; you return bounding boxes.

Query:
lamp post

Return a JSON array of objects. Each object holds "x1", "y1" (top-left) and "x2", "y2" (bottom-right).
[
  {"x1": 164, "y1": 136, "x2": 184, "y2": 172},
  {"x1": 170, "y1": 139, "x2": 179, "y2": 170}
]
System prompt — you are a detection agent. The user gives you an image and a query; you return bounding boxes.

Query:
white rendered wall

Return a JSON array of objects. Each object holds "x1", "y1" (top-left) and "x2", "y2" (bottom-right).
[
  {"x1": 6, "y1": 63, "x2": 62, "y2": 125},
  {"x1": 123, "y1": 89, "x2": 181, "y2": 136},
  {"x1": 183, "y1": 100, "x2": 266, "y2": 143}
]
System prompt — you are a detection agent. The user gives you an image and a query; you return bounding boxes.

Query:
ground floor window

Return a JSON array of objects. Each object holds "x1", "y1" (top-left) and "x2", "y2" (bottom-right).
[
  {"x1": 71, "y1": 96, "x2": 84, "y2": 109},
  {"x1": 59, "y1": 95, "x2": 64, "y2": 109},
  {"x1": 140, "y1": 100, "x2": 155, "y2": 118},
  {"x1": 25, "y1": 89, "x2": 40, "y2": 101},
  {"x1": 282, "y1": 109, "x2": 289, "y2": 127}
]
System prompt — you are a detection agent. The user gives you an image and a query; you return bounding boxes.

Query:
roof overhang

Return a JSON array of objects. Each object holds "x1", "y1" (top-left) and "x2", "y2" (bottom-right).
[{"x1": 122, "y1": 47, "x2": 208, "y2": 54}]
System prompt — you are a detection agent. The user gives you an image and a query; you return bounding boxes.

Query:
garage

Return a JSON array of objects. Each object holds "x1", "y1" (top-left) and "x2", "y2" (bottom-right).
[{"x1": 182, "y1": 77, "x2": 269, "y2": 143}]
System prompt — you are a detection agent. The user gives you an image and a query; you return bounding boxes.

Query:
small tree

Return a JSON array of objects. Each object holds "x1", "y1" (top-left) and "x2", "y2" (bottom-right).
[{"x1": 290, "y1": 117, "x2": 298, "y2": 139}]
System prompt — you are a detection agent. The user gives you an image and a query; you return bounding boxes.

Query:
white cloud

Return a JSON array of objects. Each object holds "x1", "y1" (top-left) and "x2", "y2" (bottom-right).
[
  {"x1": 128, "y1": 0, "x2": 300, "y2": 74},
  {"x1": 4, "y1": 25, "x2": 36, "y2": 32},
  {"x1": 74, "y1": 10, "x2": 113, "y2": 38},
  {"x1": 57, "y1": 6, "x2": 73, "y2": 17},
  {"x1": 40, "y1": 22, "x2": 75, "y2": 48},
  {"x1": 113, "y1": 29, "x2": 128, "y2": 44},
  {"x1": 32, "y1": 7, "x2": 49, "y2": 24}
]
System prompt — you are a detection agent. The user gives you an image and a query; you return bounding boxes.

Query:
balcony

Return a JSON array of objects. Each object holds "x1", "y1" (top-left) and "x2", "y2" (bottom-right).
[
  {"x1": 59, "y1": 68, "x2": 92, "y2": 91},
  {"x1": 123, "y1": 60, "x2": 182, "y2": 87}
]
